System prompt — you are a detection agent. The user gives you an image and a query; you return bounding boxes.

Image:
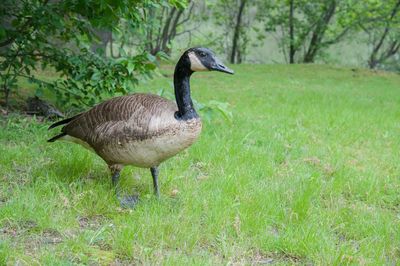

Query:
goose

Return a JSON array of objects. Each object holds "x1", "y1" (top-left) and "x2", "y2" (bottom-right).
[{"x1": 48, "y1": 47, "x2": 234, "y2": 207}]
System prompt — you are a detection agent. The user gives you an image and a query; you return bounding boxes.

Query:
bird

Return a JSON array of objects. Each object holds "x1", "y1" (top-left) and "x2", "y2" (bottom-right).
[{"x1": 48, "y1": 47, "x2": 234, "y2": 207}]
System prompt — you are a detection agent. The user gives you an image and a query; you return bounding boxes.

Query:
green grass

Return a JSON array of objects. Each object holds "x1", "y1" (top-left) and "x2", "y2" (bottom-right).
[{"x1": 1, "y1": 64, "x2": 400, "y2": 265}]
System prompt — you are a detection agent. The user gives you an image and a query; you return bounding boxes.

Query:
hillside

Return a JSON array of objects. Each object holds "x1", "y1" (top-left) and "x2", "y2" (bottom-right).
[{"x1": 1, "y1": 65, "x2": 400, "y2": 264}]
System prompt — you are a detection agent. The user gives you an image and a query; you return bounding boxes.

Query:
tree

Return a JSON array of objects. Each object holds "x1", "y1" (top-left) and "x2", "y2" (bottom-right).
[
  {"x1": 144, "y1": 0, "x2": 195, "y2": 55},
  {"x1": 360, "y1": 0, "x2": 400, "y2": 69},
  {"x1": 213, "y1": 0, "x2": 256, "y2": 64},
  {"x1": 260, "y1": 0, "x2": 361, "y2": 63},
  {"x1": 0, "y1": 0, "x2": 183, "y2": 108},
  {"x1": 109, "y1": 0, "x2": 195, "y2": 57},
  {"x1": 230, "y1": 0, "x2": 247, "y2": 64}
]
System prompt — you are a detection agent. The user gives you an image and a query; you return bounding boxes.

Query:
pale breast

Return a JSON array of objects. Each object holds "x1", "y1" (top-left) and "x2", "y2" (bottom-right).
[{"x1": 97, "y1": 118, "x2": 202, "y2": 168}]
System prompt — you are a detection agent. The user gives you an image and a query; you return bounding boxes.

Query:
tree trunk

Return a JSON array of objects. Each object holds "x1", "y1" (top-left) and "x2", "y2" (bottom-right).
[
  {"x1": 146, "y1": 8, "x2": 156, "y2": 53},
  {"x1": 368, "y1": 59, "x2": 378, "y2": 69},
  {"x1": 230, "y1": 0, "x2": 247, "y2": 64},
  {"x1": 368, "y1": 0, "x2": 400, "y2": 69},
  {"x1": 145, "y1": 1, "x2": 194, "y2": 55},
  {"x1": 3, "y1": 84, "x2": 10, "y2": 108},
  {"x1": 303, "y1": 0, "x2": 336, "y2": 63},
  {"x1": 289, "y1": 0, "x2": 295, "y2": 64},
  {"x1": 159, "y1": 7, "x2": 176, "y2": 55}
]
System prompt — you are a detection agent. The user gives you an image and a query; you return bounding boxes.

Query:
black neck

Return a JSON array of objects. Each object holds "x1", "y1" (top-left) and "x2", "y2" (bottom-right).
[{"x1": 174, "y1": 63, "x2": 198, "y2": 120}]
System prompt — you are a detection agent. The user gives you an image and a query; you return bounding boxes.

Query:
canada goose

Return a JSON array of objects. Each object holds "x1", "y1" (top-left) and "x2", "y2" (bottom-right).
[{"x1": 48, "y1": 47, "x2": 234, "y2": 207}]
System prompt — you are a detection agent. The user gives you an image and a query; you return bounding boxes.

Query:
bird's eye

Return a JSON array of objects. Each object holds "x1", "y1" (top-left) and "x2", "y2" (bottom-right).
[{"x1": 199, "y1": 52, "x2": 207, "y2": 57}]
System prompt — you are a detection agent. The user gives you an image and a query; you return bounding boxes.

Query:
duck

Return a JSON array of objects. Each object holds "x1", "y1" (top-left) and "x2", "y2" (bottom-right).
[{"x1": 48, "y1": 47, "x2": 234, "y2": 207}]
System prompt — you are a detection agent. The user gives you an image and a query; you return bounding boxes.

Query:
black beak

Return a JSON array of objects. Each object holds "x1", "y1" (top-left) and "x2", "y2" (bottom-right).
[{"x1": 210, "y1": 58, "x2": 234, "y2": 74}]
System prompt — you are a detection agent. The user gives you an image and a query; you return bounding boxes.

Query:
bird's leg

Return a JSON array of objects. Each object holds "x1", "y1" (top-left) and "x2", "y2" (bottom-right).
[
  {"x1": 150, "y1": 166, "x2": 160, "y2": 198},
  {"x1": 111, "y1": 169, "x2": 120, "y2": 188},
  {"x1": 109, "y1": 164, "x2": 122, "y2": 193},
  {"x1": 109, "y1": 164, "x2": 139, "y2": 208}
]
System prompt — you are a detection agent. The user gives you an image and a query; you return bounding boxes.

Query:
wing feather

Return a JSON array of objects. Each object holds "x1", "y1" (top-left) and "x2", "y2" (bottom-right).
[{"x1": 62, "y1": 94, "x2": 178, "y2": 148}]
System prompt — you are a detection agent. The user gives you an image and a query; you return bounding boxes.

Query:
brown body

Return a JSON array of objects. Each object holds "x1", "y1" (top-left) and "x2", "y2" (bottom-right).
[{"x1": 61, "y1": 93, "x2": 202, "y2": 168}]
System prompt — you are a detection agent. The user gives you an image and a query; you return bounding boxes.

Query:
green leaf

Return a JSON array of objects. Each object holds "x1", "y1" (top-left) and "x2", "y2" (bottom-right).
[
  {"x1": 127, "y1": 61, "x2": 135, "y2": 74},
  {"x1": 91, "y1": 72, "x2": 101, "y2": 81},
  {"x1": 35, "y1": 87, "x2": 44, "y2": 97},
  {"x1": 146, "y1": 53, "x2": 156, "y2": 62},
  {"x1": 0, "y1": 28, "x2": 6, "y2": 40}
]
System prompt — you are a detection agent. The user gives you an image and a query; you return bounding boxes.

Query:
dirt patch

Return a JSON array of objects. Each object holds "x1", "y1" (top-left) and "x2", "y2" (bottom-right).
[
  {"x1": 1, "y1": 219, "x2": 63, "y2": 259},
  {"x1": 0, "y1": 219, "x2": 38, "y2": 238},
  {"x1": 95, "y1": 241, "x2": 112, "y2": 251},
  {"x1": 0, "y1": 196, "x2": 6, "y2": 207},
  {"x1": 24, "y1": 231, "x2": 62, "y2": 250},
  {"x1": 111, "y1": 258, "x2": 138, "y2": 266},
  {"x1": 250, "y1": 250, "x2": 310, "y2": 265},
  {"x1": 303, "y1": 157, "x2": 321, "y2": 166},
  {"x1": 303, "y1": 157, "x2": 336, "y2": 178},
  {"x1": 41, "y1": 228, "x2": 63, "y2": 244},
  {"x1": 78, "y1": 215, "x2": 108, "y2": 230},
  {"x1": 190, "y1": 161, "x2": 209, "y2": 181}
]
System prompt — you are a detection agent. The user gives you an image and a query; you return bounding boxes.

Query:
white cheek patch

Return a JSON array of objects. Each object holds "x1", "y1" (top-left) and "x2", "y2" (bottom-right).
[{"x1": 188, "y1": 52, "x2": 208, "y2": 71}]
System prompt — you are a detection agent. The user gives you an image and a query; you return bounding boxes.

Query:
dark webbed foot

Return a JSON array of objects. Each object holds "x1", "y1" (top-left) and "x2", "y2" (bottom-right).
[
  {"x1": 118, "y1": 194, "x2": 139, "y2": 208},
  {"x1": 109, "y1": 165, "x2": 160, "y2": 208},
  {"x1": 109, "y1": 164, "x2": 139, "y2": 209}
]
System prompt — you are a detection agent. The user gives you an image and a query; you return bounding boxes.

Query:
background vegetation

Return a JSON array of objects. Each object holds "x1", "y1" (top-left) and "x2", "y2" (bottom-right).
[{"x1": 1, "y1": 0, "x2": 399, "y2": 109}]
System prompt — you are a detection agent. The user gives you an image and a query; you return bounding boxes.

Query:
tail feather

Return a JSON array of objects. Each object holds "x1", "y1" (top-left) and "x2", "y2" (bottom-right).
[
  {"x1": 48, "y1": 132, "x2": 67, "y2": 142},
  {"x1": 48, "y1": 114, "x2": 80, "y2": 130}
]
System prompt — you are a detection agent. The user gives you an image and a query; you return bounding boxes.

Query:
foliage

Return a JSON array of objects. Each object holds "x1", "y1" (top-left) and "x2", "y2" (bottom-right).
[
  {"x1": 108, "y1": 0, "x2": 195, "y2": 58},
  {"x1": 258, "y1": 0, "x2": 364, "y2": 63},
  {"x1": 143, "y1": 0, "x2": 195, "y2": 55},
  {"x1": 358, "y1": 0, "x2": 400, "y2": 69},
  {"x1": 0, "y1": 0, "x2": 171, "y2": 108},
  {"x1": 1, "y1": 0, "x2": 399, "y2": 113},
  {"x1": 211, "y1": 0, "x2": 258, "y2": 64},
  {"x1": 43, "y1": 50, "x2": 157, "y2": 108}
]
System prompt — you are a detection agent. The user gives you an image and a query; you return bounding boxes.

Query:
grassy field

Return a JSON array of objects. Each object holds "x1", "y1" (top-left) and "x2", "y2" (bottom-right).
[{"x1": 1, "y1": 64, "x2": 400, "y2": 265}]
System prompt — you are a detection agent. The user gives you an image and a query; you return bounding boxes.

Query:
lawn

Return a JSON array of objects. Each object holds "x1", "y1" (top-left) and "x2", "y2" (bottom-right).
[{"x1": 1, "y1": 64, "x2": 400, "y2": 265}]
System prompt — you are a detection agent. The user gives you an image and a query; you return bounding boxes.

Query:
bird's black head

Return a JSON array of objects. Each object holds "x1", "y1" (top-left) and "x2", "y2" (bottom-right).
[{"x1": 179, "y1": 47, "x2": 234, "y2": 75}]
